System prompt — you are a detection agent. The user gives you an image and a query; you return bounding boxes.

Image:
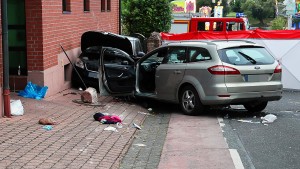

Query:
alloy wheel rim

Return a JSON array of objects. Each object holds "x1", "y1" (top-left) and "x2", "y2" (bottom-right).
[{"x1": 182, "y1": 90, "x2": 195, "y2": 112}]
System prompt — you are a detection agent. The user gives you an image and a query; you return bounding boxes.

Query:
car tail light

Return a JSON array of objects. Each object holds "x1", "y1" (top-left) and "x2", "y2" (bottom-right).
[
  {"x1": 274, "y1": 64, "x2": 282, "y2": 73},
  {"x1": 208, "y1": 65, "x2": 240, "y2": 75}
]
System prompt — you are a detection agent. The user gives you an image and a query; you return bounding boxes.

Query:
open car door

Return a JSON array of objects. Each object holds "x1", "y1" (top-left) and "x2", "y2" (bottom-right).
[{"x1": 100, "y1": 47, "x2": 136, "y2": 95}]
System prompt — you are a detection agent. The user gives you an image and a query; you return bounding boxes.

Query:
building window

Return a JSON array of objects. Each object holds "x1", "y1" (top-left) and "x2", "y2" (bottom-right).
[
  {"x1": 84, "y1": 0, "x2": 90, "y2": 12},
  {"x1": 107, "y1": 0, "x2": 111, "y2": 12},
  {"x1": 62, "y1": 0, "x2": 71, "y2": 12},
  {"x1": 101, "y1": 0, "x2": 106, "y2": 12}
]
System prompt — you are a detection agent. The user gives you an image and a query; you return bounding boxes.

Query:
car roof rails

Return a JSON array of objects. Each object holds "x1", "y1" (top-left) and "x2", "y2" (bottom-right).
[
  {"x1": 165, "y1": 40, "x2": 216, "y2": 46},
  {"x1": 210, "y1": 39, "x2": 255, "y2": 44}
]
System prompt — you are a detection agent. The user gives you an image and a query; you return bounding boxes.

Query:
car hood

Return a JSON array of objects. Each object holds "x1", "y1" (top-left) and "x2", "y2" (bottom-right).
[{"x1": 81, "y1": 31, "x2": 133, "y2": 55}]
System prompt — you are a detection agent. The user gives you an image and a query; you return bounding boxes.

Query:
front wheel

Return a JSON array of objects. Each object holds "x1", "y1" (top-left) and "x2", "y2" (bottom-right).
[
  {"x1": 243, "y1": 101, "x2": 268, "y2": 112},
  {"x1": 179, "y1": 86, "x2": 204, "y2": 116}
]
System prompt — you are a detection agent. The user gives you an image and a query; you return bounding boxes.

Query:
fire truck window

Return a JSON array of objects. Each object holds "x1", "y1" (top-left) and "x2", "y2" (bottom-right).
[
  {"x1": 213, "y1": 22, "x2": 223, "y2": 31},
  {"x1": 198, "y1": 22, "x2": 205, "y2": 31},
  {"x1": 239, "y1": 23, "x2": 244, "y2": 30},
  {"x1": 227, "y1": 22, "x2": 238, "y2": 31}
]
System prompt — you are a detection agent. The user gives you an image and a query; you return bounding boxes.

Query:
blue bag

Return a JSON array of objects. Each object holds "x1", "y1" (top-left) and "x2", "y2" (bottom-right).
[{"x1": 18, "y1": 82, "x2": 48, "y2": 100}]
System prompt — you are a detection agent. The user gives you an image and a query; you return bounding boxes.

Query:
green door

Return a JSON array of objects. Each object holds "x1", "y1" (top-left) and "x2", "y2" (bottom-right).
[{"x1": 8, "y1": 0, "x2": 27, "y2": 75}]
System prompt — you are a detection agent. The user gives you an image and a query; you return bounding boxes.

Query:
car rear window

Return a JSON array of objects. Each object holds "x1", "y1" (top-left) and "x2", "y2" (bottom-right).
[{"x1": 218, "y1": 47, "x2": 275, "y2": 65}]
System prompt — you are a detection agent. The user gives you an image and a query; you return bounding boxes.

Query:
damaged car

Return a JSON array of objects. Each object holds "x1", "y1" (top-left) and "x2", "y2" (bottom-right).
[
  {"x1": 74, "y1": 31, "x2": 282, "y2": 115},
  {"x1": 72, "y1": 31, "x2": 145, "y2": 90},
  {"x1": 98, "y1": 40, "x2": 282, "y2": 115}
]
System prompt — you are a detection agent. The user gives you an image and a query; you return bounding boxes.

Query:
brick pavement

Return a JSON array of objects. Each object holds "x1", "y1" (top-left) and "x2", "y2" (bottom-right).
[{"x1": 0, "y1": 89, "x2": 147, "y2": 169}]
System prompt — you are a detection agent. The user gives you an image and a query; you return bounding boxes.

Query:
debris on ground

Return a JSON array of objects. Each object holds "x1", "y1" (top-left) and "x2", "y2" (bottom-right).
[
  {"x1": 10, "y1": 99, "x2": 24, "y2": 116},
  {"x1": 93, "y1": 113, "x2": 122, "y2": 124},
  {"x1": 63, "y1": 92, "x2": 77, "y2": 96},
  {"x1": 104, "y1": 126, "x2": 118, "y2": 132},
  {"x1": 72, "y1": 99, "x2": 106, "y2": 107},
  {"x1": 81, "y1": 87, "x2": 98, "y2": 103},
  {"x1": 18, "y1": 81, "x2": 48, "y2": 100},
  {"x1": 42, "y1": 125, "x2": 53, "y2": 131},
  {"x1": 237, "y1": 119, "x2": 261, "y2": 124},
  {"x1": 116, "y1": 122, "x2": 123, "y2": 128},
  {"x1": 38, "y1": 118, "x2": 57, "y2": 125},
  {"x1": 280, "y1": 110, "x2": 293, "y2": 113},
  {"x1": 138, "y1": 112, "x2": 151, "y2": 115},
  {"x1": 133, "y1": 144, "x2": 146, "y2": 147},
  {"x1": 261, "y1": 114, "x2": 277, "y2": 124},
  {"x1": 132, "y1": 123, "x2": 142, "y2": 130}
]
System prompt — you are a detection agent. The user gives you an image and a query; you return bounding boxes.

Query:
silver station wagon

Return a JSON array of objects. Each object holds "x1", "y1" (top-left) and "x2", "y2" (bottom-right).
[{"x1": 97, "y1": 40, "x2": 282, "y2": 115}]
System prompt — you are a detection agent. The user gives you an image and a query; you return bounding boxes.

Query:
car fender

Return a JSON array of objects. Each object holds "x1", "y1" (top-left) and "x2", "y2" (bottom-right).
[{"x1": 177, "y1": 74, "x2": 206, "y2": 102}]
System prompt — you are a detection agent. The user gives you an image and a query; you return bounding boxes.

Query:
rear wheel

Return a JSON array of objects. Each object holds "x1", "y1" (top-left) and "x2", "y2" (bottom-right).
[
  {"x1": 179, "y1": 86, "x2": 204, "y2": 116},
  {"x1": 243, "y1": 101, "x2": 268, "y2": 112}
]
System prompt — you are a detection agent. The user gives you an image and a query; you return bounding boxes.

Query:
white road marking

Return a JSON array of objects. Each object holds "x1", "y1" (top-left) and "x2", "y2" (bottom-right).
[
  {"x1": 218, "y1": 117, "x2": 245, "y2": 169},
  {"x1": 229, "y1": 149, "x2": 245, "y2": 169}
]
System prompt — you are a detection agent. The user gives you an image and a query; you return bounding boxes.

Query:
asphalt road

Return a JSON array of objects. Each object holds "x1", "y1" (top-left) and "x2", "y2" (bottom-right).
[
  {"x1": 221, "y1": 90, "x2": 300, "y2": 169},
  {"x1": 119, "y1": 90, "x2": 300, "y2": 169}
]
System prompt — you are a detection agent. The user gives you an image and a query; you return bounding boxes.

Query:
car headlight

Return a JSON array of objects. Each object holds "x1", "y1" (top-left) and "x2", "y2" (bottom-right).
[{"x1": 75, "y1": 59, "x2": 85, "y2": 69}]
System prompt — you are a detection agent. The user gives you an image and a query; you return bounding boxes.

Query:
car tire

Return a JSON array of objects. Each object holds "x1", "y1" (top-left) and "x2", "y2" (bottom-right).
[
  {"x1": 243, "y1": 101, "x2": 268, "y2": 112},
  {"x1": 179, "y1": 85, "x2": 204, "y2": 116}
]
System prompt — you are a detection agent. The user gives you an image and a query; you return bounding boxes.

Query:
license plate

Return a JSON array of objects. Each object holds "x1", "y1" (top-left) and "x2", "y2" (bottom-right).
[
  {"x1": 88, "y1": 72, "x2": 98, "y2": 79},
  {"x1": 244, "y1": 74, "x2": 269, "y2": 82}
]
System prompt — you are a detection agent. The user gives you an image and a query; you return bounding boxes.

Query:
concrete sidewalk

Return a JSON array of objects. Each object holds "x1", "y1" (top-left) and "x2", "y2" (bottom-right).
[
  {"x1": 0, "y1": 89, "x2": 147, "y2": 169},
  {"x1": 158, "y1": 114, "x2": 236, "y2": 169}
]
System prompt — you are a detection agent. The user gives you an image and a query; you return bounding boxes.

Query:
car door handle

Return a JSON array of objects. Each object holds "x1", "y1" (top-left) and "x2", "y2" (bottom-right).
[
  {"x1": 123, "y1": 67, "x2": 129, "y2": 70},
  {"x1": 174, "y1": 70, "x2": 181, "y2": 74},
  {"x1": 118, "y1": 73, "x2": 124, "y2": 77}
]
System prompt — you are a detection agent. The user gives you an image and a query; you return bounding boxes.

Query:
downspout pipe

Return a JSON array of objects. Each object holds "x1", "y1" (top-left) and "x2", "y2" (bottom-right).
[
  {"x1": 2, "y1": 0, "x2": 11, "y2": 118},
  {"x1": 119, "y1": 0, "x2": 121, "y2": 35}
]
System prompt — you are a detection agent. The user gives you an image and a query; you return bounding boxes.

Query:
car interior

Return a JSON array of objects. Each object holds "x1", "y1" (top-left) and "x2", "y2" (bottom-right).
[{"x1": 138, "y1": 47, "x2": 187, "y2": 93}]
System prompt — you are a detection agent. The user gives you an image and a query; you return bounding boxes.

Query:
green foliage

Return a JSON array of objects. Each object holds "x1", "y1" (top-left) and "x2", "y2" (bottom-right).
[
  {"x1": 122, "y1": 0, "x2": 172, "y2": 38},
  {"x1": 229, "y1": 0, "x2": 246, "y2": 13},
  {"x1": 241, "y1": 0, "x2": 275, "y2": 26},
  {"x1": 271, "y1": 16, "x2": 286, "y2": 30},
  {"x1": 196, "y1": 0, "x2": 212, "y2": 7},
  {"x1": 226, "y1": 12, "x2": 237, "y2": 17}
]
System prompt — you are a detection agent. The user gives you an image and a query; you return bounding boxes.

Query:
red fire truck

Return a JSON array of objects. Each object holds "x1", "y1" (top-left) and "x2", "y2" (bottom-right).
[{"x1": 170, "y1": 17, "x2": 249, "y2": 33}]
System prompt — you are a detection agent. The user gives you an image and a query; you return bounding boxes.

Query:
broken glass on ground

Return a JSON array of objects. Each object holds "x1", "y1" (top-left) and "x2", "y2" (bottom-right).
[
  {"x1": 261, "y1": 114, "x2": 277, "y2": 124},
  {"x1": 104, "y1": 126, "x2": 118, "y2": 132}
]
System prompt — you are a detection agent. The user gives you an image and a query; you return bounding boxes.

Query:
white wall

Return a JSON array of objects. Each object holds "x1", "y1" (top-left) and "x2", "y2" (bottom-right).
[{"x1": 249, "y1": 39, "x2": 300, "y2": 90}]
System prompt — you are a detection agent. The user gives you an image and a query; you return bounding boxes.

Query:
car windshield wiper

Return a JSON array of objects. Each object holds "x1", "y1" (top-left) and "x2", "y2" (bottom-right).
[{"x1": 238, "y1": 51, "x2": 257, "y2": 64}]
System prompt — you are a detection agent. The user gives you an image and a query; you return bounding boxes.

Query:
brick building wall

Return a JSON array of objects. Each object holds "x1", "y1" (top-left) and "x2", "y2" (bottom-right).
[
  {"x1": 0, "y1": 0, "x2": 120, "y2": 103},
  {"x1": 0, "y1": 9, "x2": 2, "y2": 84},
  {"x1": 25, "y1": 0, "x2": 120, "y2": 96},
  {"x1": 0, "y1": 5, "x2": 3, "y2": 116}
]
